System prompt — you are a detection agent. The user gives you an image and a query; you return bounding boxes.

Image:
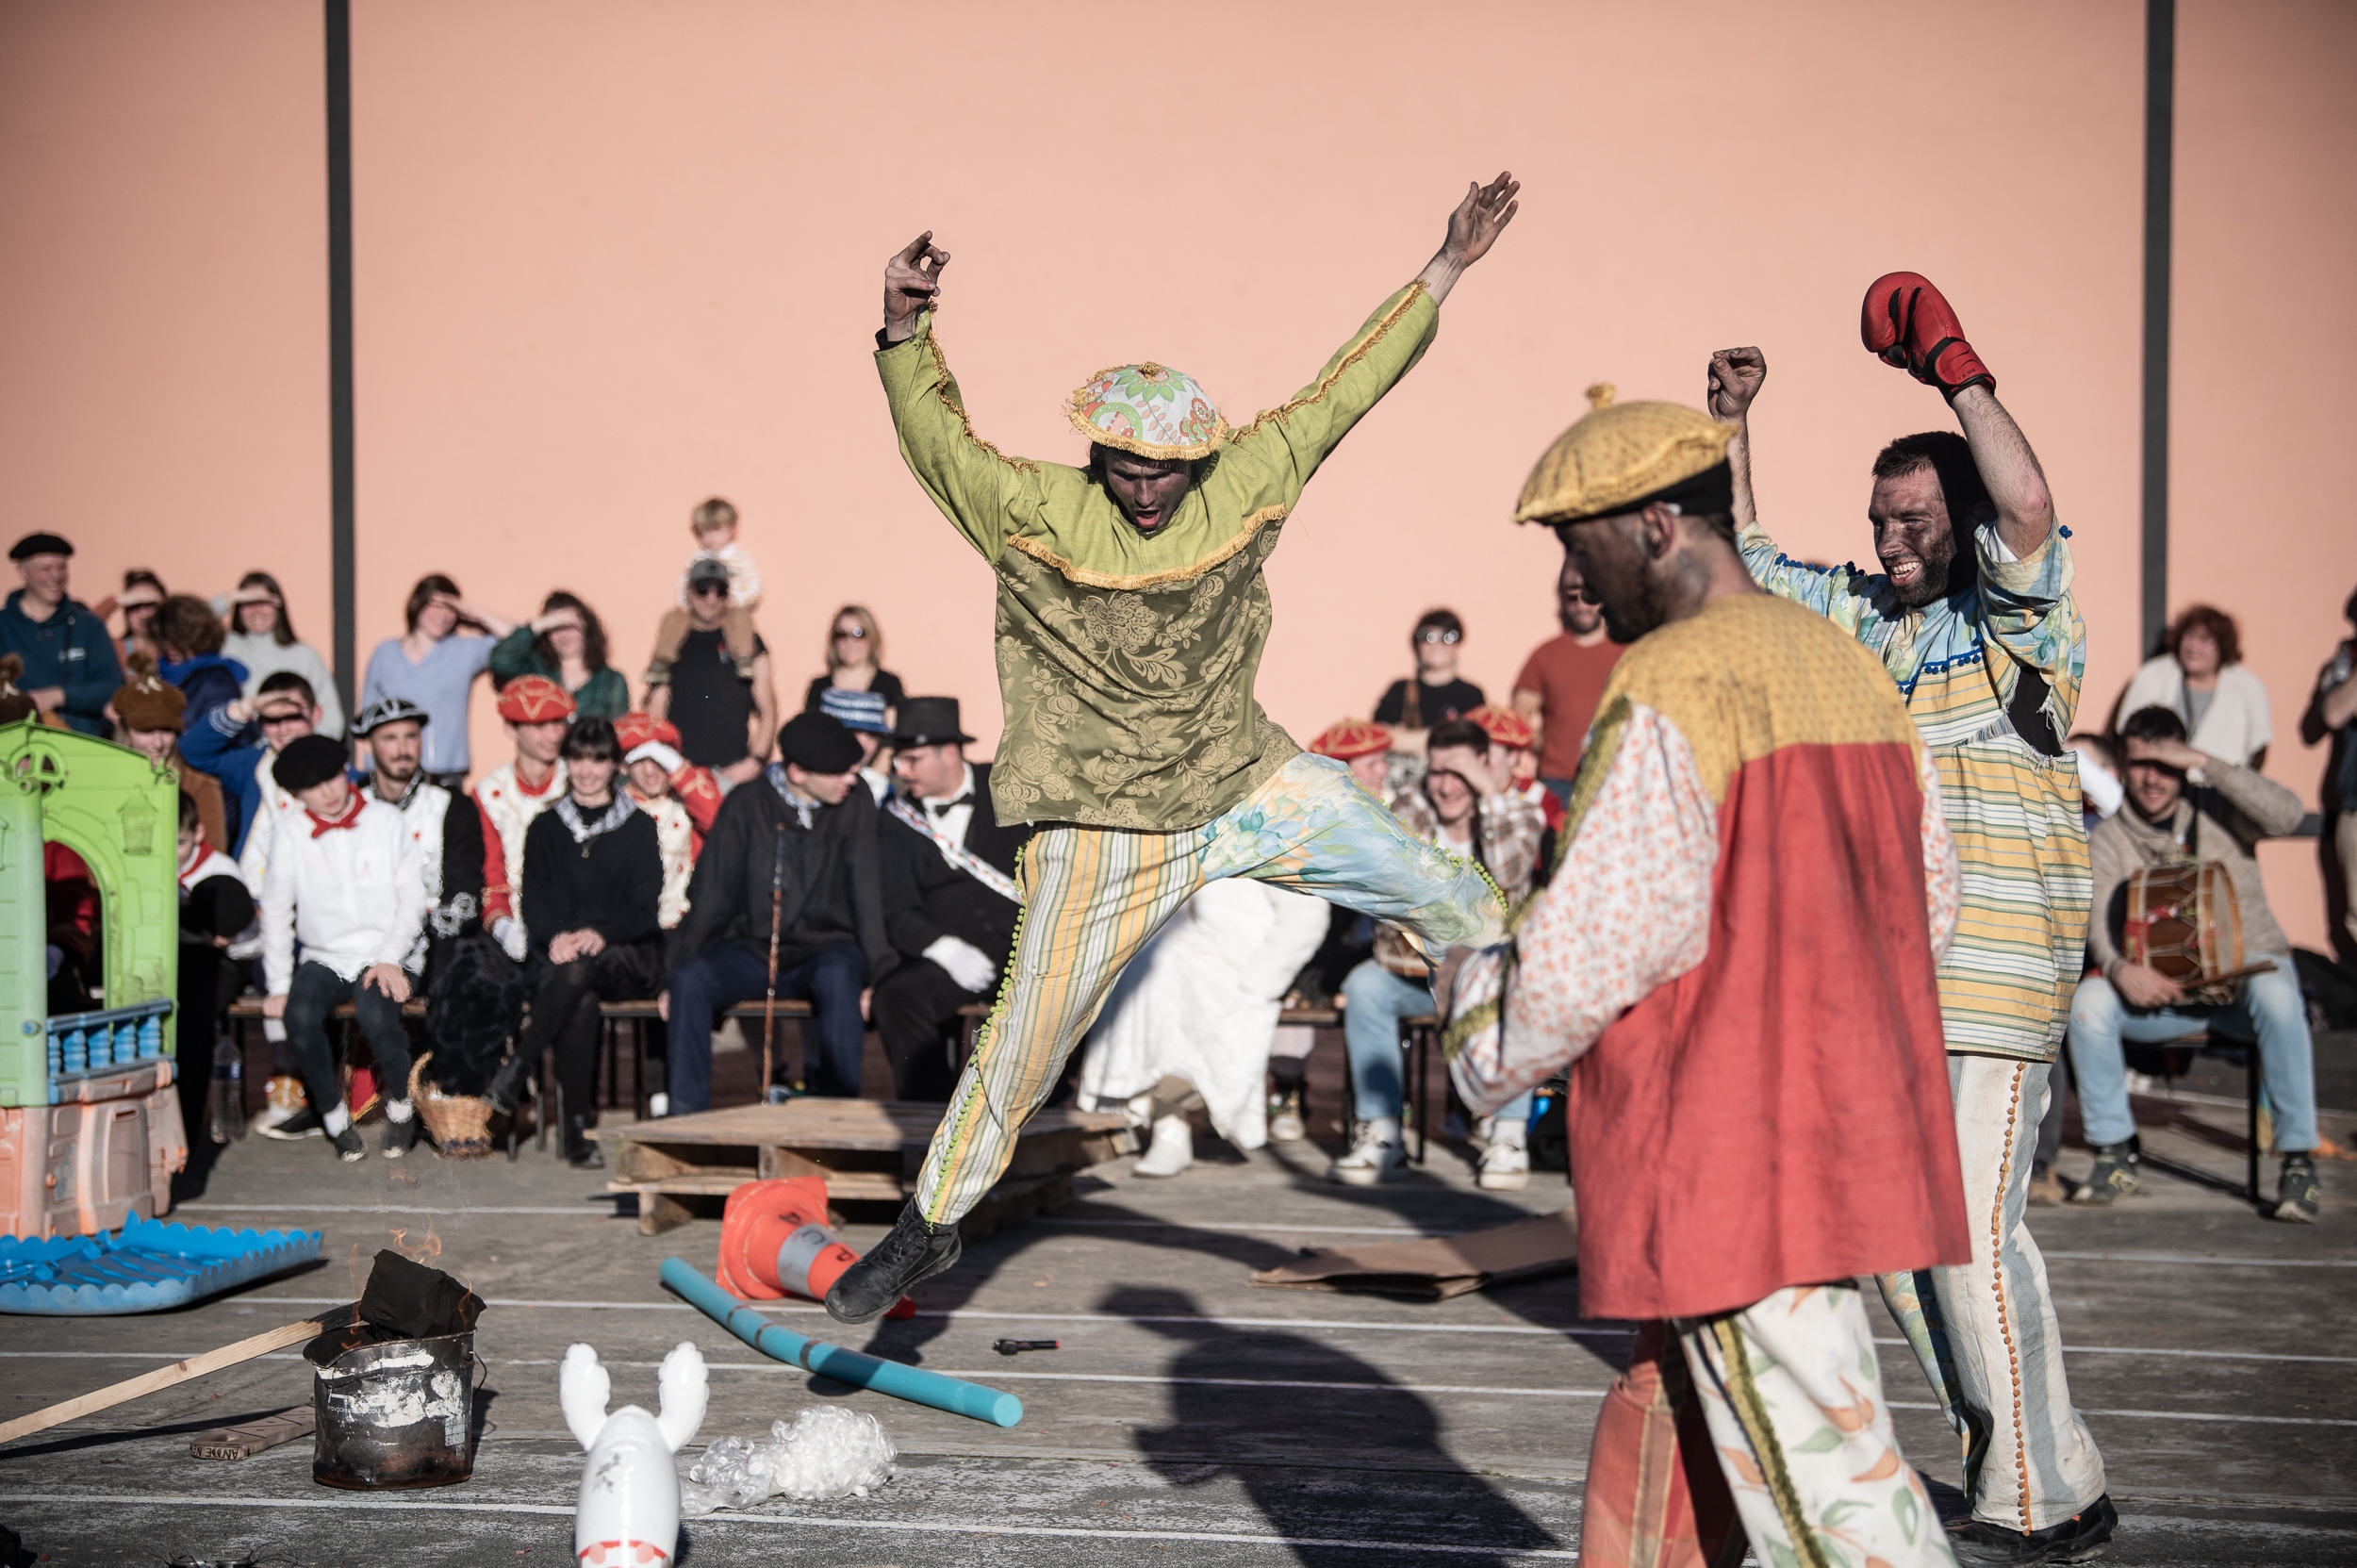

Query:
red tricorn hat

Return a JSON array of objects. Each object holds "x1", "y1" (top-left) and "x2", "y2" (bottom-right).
[
  {"x1": 1467, "y1": 704, "x2": 1535, "y2": 751},
  {"x1": 614, "y1": 711, "x2": 681, "y2": 754},
  {"x1": 1310, "y1": 717, "x2": 1394, "y2": 761},
  {"x1": 495, "y1": 675, "x2": 576, "y2": 723}
]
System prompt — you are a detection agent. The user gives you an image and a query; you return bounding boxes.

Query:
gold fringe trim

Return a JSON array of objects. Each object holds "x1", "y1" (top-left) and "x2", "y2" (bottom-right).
[
  {"x1": 925, "y1": 326, "x2": 1036, "y2": 475},
  {"x1": 1003, "y1": 504, "x2": 1287, "y2": 591},
  {"x1": 1227, "y1": 282, "x2": 1430, "y2": 445}
]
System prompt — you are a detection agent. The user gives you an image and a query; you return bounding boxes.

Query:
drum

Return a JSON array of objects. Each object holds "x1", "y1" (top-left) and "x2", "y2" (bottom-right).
[{"x1": 2122, "y1": 861, "x2": 2246, "y2": 994}]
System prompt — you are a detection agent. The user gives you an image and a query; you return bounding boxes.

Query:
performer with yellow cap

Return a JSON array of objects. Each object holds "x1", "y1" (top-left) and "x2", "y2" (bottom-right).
[
  {"x1": 1706, "y1": 275, "x2": 2115, "y2": 1563},
  {"x1": 829, "y1": 174, "x2": 1521, "y2": 1321},
  {"x1": 1452, "y1": 385, "x2": 1971, "y2": 1567}
]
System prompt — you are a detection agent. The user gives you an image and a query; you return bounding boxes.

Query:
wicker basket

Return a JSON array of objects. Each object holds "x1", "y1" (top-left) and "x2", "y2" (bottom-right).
[{"x1": 408, "y1": 1055, "x2": 495, "y2": 1159}]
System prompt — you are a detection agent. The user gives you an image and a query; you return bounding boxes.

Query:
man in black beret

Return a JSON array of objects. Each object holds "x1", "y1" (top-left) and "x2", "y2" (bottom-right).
[
  {"x1": 0, "y1": 532, "x2": 121, "y2": 736},
  {"x1": 657, "y1": 711, "x2": 896, "y2": 1111}
]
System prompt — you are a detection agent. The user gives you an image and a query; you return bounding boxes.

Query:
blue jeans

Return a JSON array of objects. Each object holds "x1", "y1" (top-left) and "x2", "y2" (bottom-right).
[
  {"x1": 1341, "y1": 958, "x2": 1529, "y2": 1128},
  {"x1": 2065, "y1": 953, "x2": 2316, "y2": 1153},
  {"x1": 665, "y1": 941, "x2": 866, "y2": 1114}
]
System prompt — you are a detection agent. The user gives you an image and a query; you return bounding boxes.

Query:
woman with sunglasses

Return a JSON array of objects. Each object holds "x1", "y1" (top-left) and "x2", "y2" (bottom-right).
[
  {"x1": 1372, "y1": 608, "x2": 1485, "y2": 760},
  {"x1": 802, "y1": 603, "x2": 904, "y2": 722}
]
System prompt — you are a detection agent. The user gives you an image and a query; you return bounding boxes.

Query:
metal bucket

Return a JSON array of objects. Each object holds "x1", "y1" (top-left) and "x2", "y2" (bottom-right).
[{"x1": 312, "y1": 1331, "x2": 477, "y2": 1490}]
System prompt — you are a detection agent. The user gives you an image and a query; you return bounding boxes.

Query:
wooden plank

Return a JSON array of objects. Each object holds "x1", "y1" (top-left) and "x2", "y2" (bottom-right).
[
  {"x1": 190, "y1": 1404, "x2": 315, "y2": 1461},
  {"x1": 0, "y1": 1306, "x2": 352, "y2": 1446}
]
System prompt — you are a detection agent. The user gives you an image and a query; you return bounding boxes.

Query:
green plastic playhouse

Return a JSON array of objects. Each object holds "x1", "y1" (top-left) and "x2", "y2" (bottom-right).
[{"x1": 0, "y1": 719, "x2": 179, "y2": 1109}]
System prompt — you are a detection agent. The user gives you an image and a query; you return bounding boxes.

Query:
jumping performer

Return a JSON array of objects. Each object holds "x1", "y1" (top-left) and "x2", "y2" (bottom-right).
[
  {"x1": 1706, "y1": 274, "x2": 2114, "y2": 1561},
  {"x1": 1454, "y1": 386, "x2": 1969, "y2": 1568},
  {"x1": 827, "y1": 174, "x2": 1523, "y2": 1323}
]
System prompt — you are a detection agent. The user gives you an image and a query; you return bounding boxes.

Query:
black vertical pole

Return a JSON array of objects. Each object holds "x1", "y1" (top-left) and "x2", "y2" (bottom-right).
[
  {"x1": 2139, "y1": 0, "x2": 2175, "y2": 658},
  {"x1": 326, "y1": 0, "x2": 356, "y2": 718}
]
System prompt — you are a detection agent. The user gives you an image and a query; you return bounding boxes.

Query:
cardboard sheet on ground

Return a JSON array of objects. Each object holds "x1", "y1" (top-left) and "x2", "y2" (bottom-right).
[{"x1": 1248, "y1": 1208, "x2": 1578, "y2": 1300}]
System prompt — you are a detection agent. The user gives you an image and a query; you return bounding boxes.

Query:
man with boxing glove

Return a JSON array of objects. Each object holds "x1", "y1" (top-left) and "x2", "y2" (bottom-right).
[{"x1": 1706, "y1": 274, "x2": 2112, "y2": 1563}]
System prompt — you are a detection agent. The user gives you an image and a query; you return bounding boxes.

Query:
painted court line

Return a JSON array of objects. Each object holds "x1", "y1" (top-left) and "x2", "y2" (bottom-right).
[
  {"x1": 2042, "y1": 1250, "x2": 2357, "y2": 1269},
  {"x1": 0, "y1": 1494, "x2": 1577, "y2": 1557},
  {"x1": 1041, "y1": 1217, "x2": 1434, "y2": 1236},
  {"x1": 179, "y1": 1203, "x2": 611, "y2": 1217}
]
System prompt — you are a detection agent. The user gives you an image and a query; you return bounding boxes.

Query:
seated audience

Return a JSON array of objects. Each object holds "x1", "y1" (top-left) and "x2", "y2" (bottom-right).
[
  {"x1": 872, "y1": 698, "x2": 1030, "y2": 1101},
  {"x1": 2119, "y1": 603, "x2": 2271, "y2": 768},
  {"x1": 357, "y1": 696, "x2": 486, "y2": 982},
  {"x1": 488, "y1": 718, "x2": 664, "y2": 1166},
  {"x1": 1310, "y1": 717, "x2": 1395, "y2": 800},
  {"x1": 490, "y1": 590, "x2": 629, "y2": 718},
  {"x1": 820, "y1": 686, "x2": 895, "y2": 803},
  {"x1": 223, "y1": 572, "x2": 344, "y2": 738},
  {"x1": 0, "y1": 533, "x2": 123, "y2": 735},
  {"x1": 473, "y1": 675, "x2": 574, "y2": 961},
  {"x1": 648, "y1": 556, "x2": 776, "y2": 786},
  {"x1": 149, "y1": 594, "x2": 249, "y2": 734},
  {"x1": 98, "y1": 569, "x2": 167, "y2": 666},
  {"x1": 2066, "y1": 704, "x2": 2318, "y2": 1221},
  {"x1": 1469, "y1": 702, "x2": 1563, "y2": 835},
  {"x1": 648, "y1": 496, "x2": 763, "y2": 686},
  {"x1": 179, "y1": 671, "x2": 322, "y2": 863},
  {"x1": 1333, "y1": 717, "x2": 1544, "y2": 1190},
  {"x1": 803, "y1": 603, "x2": 905, "y2": 718},
  {"x1": 1510, "y1": 554, "x2": 1620, "y2": 803},
  {"x1": 257, "y1": 734, "x2": 429, "y2": 1164},
  {"x1": 661, "y1": 713, "x2": 894, "y2": 1112},
  {"x1": 1076, "y1": 878, "x2": 1329, "y2": 1178},
  {"x1": 176, "y1": 790, "x2": 257, "y2": 1145},
  {"x1": 2302, "y1": 588, "x2": 2357, "y2": 960},
  {"x1": 361, "y1": 574, "x2": 515, "y2": 788},
  {"x1": 113, "y1": 653, "x2": 229, "y2": 852},
  {"x1": 1374, "y1": 608, "x2": 1484, "y2": 759},
  {"x1": 618, "y1": 711, "x2": 723, "y2": 932}
]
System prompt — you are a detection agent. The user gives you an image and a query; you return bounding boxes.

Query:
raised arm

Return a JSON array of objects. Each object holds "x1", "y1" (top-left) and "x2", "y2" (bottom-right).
[
  {"x1": 1706, "y1": 345, "x2": 1881, "y2": 624},
  {"x1": 1949, "y1": 386, "x2": 2053, "y2": 560},
  {"x1": 1413, "y1": 172, "x2": 1519, "y2": 307}
]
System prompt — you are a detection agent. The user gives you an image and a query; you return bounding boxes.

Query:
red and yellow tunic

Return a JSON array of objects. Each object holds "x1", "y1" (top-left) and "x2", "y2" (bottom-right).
[{"x1": 1453, "y1": 593, "x2": 1968, "y2": 1321}]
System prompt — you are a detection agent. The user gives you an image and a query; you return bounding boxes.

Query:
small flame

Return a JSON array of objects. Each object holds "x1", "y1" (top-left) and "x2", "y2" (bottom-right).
[{"x1": 387, "y1": 1218, "x2": 444, "y2": 1263}]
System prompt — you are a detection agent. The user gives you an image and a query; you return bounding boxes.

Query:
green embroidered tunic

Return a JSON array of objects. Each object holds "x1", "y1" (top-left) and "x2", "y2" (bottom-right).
[{"x1": 877, "y1": 283, "x2": 1439, "y2": 831}]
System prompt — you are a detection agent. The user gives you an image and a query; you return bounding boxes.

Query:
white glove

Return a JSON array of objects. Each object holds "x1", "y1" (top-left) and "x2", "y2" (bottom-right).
[
  {"x1": 924, "y1": 935, "x2": 997, "y2": 994},
  {"x1": 626, "y1": 740, "x2": 684, "y2": 775},
  {"x1": 493, "y1": 916, "x2": 529, "y2": 964}
]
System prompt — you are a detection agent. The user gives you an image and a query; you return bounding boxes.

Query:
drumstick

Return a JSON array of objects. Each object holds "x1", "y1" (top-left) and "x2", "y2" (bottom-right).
[{"x1": 2192, "y1": 960, "x2": 2277, "y2": 988}]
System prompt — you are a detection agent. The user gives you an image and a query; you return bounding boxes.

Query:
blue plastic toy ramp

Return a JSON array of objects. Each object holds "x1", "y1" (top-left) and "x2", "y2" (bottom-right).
[{"x1": 0, "y1": 1213, "x2": 324, "y2": 1315}]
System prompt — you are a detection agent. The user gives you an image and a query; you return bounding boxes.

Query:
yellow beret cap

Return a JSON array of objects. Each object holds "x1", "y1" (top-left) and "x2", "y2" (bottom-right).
[{"x1": 1513, "y1": 383, "x2": 1739, "y2": 525}]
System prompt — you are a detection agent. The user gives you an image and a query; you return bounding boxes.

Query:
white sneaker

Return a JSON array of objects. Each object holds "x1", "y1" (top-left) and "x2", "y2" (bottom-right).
[
  {"x1": 1267, "y1": 1088, "x2": 1307, "y2": 1143},
  {"x1": 1477, "y1": 1139, "x2": 1530, "y2": 1190},
  {"x1": 1133, "y1": 1114, "x2": 1194, "y2": 1178},
  {"x1": 1330, "y1": 1119, "x2": 1405, "y2": 1186},
  {"x1": 648, "y1": 1092, "x2": 669, "y2": 1119}
]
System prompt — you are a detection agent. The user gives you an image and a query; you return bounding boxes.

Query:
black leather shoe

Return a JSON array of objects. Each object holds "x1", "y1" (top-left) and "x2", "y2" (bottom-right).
[
  {"x1": 824, "y1": 1201, "x2": 961, "y2": 1325},
  {"x1": 1951, "y1": 1494, "x2": 2118, "y2": 1563},
  {"x1": 563, "y1": 1115, "x2": 604, "y2": 1170},
  {"x1": 483, "y1": 1051, "x2": 535, "y2": 1117}
]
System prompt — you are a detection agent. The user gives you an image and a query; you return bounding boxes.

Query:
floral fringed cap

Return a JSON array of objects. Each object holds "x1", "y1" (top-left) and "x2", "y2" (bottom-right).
[
  {"x1": 1066, "y1": 361, "x2": 1230, "y2": 461},
  {"x1": 1514, "y1": 383, "x2": 1739, "y2": 525}
]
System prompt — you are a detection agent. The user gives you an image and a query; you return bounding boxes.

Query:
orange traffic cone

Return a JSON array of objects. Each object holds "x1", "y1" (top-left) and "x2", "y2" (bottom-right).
[{"x1": 716, "y1": 1177, "x2": 915, "y2": 1319}]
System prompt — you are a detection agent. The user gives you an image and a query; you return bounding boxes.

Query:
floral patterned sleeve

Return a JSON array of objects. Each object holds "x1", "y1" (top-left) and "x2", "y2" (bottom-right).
[
  {"x1": 1918, "y1": 744, "x2": 1961, "y2": 958},
  {"x1": 1449, "y1": 703, "x2": 1719, "y2": 1114}
]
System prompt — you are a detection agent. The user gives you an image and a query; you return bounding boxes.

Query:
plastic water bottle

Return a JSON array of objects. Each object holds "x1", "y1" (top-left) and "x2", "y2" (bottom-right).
[{"x1": 209, "y1": 1035, "x2": 247, "y2": 1145}]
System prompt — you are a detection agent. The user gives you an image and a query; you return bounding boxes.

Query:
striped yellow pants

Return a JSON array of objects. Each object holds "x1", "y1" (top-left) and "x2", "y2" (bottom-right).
[{"x1": 913, "y1": 752, "x2": 1505, "y2": 1225}]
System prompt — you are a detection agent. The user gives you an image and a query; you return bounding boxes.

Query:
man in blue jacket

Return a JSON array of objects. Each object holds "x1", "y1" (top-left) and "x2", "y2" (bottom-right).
[{"x1": 0, "y1": 534, "x2": 121, "y2": 735}]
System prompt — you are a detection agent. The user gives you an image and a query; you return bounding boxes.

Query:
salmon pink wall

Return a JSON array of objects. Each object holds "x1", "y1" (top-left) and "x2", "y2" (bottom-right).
[{"x1": 7, "y1": 1, "x2": 2352, "y2": 944}]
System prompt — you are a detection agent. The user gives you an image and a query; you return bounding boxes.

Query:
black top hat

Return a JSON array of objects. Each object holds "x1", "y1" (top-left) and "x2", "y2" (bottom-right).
[{"x1": 892, "y1": 697, "x2": 974, "y2": 749}]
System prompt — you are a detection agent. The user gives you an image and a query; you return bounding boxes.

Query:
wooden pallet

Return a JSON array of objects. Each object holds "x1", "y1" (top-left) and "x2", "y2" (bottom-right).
[{"x1": 595, "y1": 1098, "x2": 1133, "y2": 1236}]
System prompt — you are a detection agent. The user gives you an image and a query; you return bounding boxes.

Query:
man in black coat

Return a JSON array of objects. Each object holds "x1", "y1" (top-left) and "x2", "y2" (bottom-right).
[
  {"x1": 659, "y1": 711, "x2": 895, "y2": 1111},
  {"x1": 872, "y1": 698, "x2": 1033, "y2": 1100}
]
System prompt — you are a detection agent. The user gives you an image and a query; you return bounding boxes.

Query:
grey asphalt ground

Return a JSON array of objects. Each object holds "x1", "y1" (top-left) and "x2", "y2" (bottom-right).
[{"x1": 3, "y1": 1029, "x2": 2353, "y2": 1566}]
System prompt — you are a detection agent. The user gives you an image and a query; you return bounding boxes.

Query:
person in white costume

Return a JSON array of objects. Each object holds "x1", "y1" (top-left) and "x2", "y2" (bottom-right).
[{"x1": 1075, "y1": 878, "x2": 1332, "y2": 1177}]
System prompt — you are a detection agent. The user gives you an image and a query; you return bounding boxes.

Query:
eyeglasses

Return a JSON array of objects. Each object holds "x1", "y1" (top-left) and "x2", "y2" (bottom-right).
[
  {"x1": 834, "y1": 626, "x2": 868, "y2": 640},
  {"x1": 689, "y1": 583, "x2": 730, "y2": 599},
  {"x1": 1417, "y1": 629, "x2": 1461, "y2": 645}
]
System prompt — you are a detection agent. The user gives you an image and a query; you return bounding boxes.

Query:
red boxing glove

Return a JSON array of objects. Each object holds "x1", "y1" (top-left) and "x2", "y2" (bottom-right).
[{"x1": 1861, "y1": 272, "x2": 1995, "y2": 400}]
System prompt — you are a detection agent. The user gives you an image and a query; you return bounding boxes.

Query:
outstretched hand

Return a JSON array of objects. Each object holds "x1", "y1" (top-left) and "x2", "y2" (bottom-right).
[
  {"x1": 1417, "y1": 173, "x2": 1520, "y2": 305},
  {"x1": 1706, "y1": 347, "x2": 1766, "y2": 424},
  {"x1": 883, "y1": 231, "x2": 950, "y2": 343}
]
